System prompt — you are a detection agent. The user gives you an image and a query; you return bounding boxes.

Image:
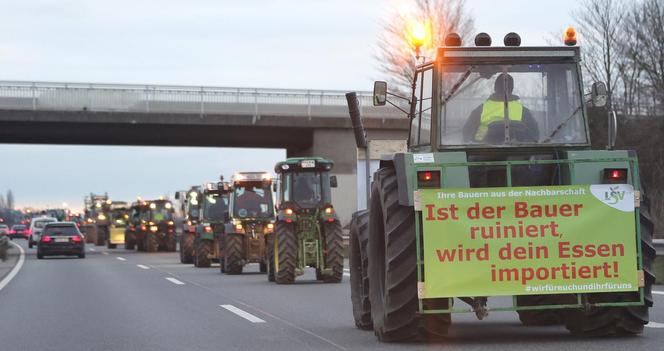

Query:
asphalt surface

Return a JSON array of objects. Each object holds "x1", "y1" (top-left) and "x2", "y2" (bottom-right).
[{"x1": 1, "y1": 240, "x2": 663, "y2": 351}]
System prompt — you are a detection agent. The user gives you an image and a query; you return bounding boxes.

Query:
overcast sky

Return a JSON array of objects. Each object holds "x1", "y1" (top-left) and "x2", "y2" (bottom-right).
[{"x1": 0, "y1": 0, "x2": 579, "y2": 210}]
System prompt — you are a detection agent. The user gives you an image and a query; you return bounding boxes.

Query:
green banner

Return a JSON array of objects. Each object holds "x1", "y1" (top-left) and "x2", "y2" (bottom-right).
[{"x1": 419, "y1": 184, "x2": 639, "y2": 298}]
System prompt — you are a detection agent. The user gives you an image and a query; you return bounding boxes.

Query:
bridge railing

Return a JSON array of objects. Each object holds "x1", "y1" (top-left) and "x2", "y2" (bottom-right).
[{"x1": 0, "y1": 81, "x2": 406, "y2": 119}]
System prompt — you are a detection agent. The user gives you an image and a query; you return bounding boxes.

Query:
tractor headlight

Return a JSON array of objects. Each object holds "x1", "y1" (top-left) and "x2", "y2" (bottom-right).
[{"x1": 150, "y1": 226, "x2": 158, "y2": 232}]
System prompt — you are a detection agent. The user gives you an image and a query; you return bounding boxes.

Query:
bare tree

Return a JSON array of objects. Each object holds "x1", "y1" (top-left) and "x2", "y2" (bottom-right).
[
  {"x1": 623, "y1": 0, "x2": 664, "y2": 115},
  {"x1": 6, "y1": 190, "x2": 14, "y2": 210},
  {"x1": 573, "y1": 0, "x2": 627, "y2": 110},
  {"x1": 375, "y1": 0, "x2": 474, "y2": 92}
]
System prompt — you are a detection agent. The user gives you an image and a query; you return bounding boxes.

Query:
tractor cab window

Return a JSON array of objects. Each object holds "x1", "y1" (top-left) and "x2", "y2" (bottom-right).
[
  {"x1": 439, "y1": 63, "x2": 587, "y2": 147},
  {"x1": 150, "y1": 204, "x2": 173, "y2": 222},
  {"x1": 409, "y1": 67, "x2": 433, "y2": 147},
  {"x1": 292, "y1": 172, "x2": 323, "y2": 208},
  {"x1": 233, "y1": 182, "x2": 274, "y2": 219},
  {"x1": 112, "y1": 210, "x2": 129, "y2": 225},
  {"x1": 203, "y1": 194, "x2": 228, "y2": 221}
]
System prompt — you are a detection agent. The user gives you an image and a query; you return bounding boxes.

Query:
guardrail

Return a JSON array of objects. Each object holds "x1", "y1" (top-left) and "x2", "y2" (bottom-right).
[{"x1": 0, "y1": 81, "x2": 406, "y2": 119}]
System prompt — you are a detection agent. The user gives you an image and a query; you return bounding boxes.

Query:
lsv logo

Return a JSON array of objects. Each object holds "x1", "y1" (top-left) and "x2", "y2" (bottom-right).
[{"x1": 604, "y1": 186, "x2": 625, "y2": 205}]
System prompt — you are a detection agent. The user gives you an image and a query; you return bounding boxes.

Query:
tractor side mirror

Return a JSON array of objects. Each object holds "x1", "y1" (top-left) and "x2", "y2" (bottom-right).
[
  {"x1": 591, "y1": 82, "x2": 607, "y2": 107},
  {"x1": 373, "y1": 81, "x2": 387, "y2": 106},
  {"x1": 174, "y1": 192, "x2": 180, "y2": 200},
  {"x1": 330, "y1": 175, "x2": 338, "y2": 188},
  {"x1": 272, "y1": 183, "x2": 277, "y2": 192}
]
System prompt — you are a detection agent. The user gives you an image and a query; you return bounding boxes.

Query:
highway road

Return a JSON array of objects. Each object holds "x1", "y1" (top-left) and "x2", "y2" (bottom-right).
[{"x1": 1, "y1": 240, "x2": 663, "y2": 351}]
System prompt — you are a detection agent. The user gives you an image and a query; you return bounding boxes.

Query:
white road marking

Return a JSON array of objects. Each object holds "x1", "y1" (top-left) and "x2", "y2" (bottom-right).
[
  {"x1": 89, "y1": 248, "x2": 96, "y2": 252},
  {"x1": 136, "y1": 264, "x2": 150, "y2": 270},
  {"x1": 343, "y1": 273, "x2": 350, "y2": 277},
  {"x1": 0, "y1": 241, "x2": 26, "y2": 292},
  {"x1": 102, "y1": 252, "x2": 109, "y2": 255},
  {"x1": 165, "y1": 277, "x2": 185, "y2": 285},
  {"x1": 116, "y1": 257, "x2": 126, "y2": 261},
  {"x1": 343, "y1": 268, "x2": 350, "y2": 272},
  {"x1": 220, "y1": 304, "x2": 266, "y2": 323},
  {"x1": 652, "y1": 290, "x2": 664, "y2": 295},
  {"x1": 646, "y1": 321, "x2": 664, "y2": 328}
]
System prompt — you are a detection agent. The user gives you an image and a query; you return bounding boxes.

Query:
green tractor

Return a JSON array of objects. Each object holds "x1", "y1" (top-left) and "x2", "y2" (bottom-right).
[
  {"x1": 269, "y1": 157, "x2": 344, "y2": 284},
  {"x1": 347, "y1": 31, "x2": 653, "y2": 341},
  {"x1": 134, "y1": 199, "x2": 177, "y2": 253},
  {"x1": 178, "y1": 186, "x2": 202, "y2": 264},
  {"x1": 192, "y1": 181, "x2": 230, "y2": 268},
  {"x1": 222, "y1": 172, "x2": 275, "y2": 275},
  {"x1": 81, "y1": 193, "x2": 112, "y2": 246},
  {"x1": 124, "y1": 200, "x2": 147, "y2": 250}
]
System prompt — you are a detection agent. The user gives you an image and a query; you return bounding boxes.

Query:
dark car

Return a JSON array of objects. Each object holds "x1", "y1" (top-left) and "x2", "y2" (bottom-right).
[
  {"x1": 37, "y1": 222, "x2": 85, "y2": 259},
  {"x1": 9, "y1": 224, "x2": 29, "y2": 239}
]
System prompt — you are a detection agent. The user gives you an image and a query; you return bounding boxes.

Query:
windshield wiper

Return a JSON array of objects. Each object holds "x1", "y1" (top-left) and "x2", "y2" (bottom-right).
[
  {"x1": 441, "y1": 66, "x2": 475, "y2": 106},
  {"x1": 541, "y1": 105, "x2": 583, "y2": 143}
]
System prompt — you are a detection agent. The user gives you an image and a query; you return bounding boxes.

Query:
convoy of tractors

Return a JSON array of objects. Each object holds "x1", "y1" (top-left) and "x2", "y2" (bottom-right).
[
  {"x1": 82, "y1": 157, "x2": 344, "y2": 285},
  {"x1": 67, "y1": 30, "x2": 653, "y2": 343}
]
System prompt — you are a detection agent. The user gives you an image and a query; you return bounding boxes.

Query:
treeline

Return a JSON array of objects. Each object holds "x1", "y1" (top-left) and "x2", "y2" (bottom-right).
[{"x1": 574, "y1": 0, "x2": 663, "y2": 116}]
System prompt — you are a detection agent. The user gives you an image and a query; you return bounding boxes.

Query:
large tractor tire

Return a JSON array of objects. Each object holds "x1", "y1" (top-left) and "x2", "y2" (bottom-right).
[
  {"x1": 218, "y1": 236, "x2": 226, "y2": 273},
  {"x1": 368, "y1": 167, "x2": 450, "y2": 342},
  {"x1": 322, "y1": 221, "x2": 344, "y2": 283},
  {"x1": 224, "y1": 234, "x2": 244, "y2": 275},
  {"x1": 146, "y1": 233, "x2": 159, "y2": 253},
  {"x1": 95, "y1": 226, "x2": 106, "y2": 246},
  {"x1": 166, "y1": 234, "x2": 177, "y2": 252},
  {"x1": 85, "y1": 226, "x2": 97, "y2": 245},
  {"x1": 515, "y1": 295, "x2": 566, "y2": 326},
  {"x1": 275, "y1": 222, "x2": 297, "y2": 284},
  {"x1": 562, "y1": 188, "x2": 655, "y2": 336},
  {"x1": 266, "y1": 235, "x2": 275, "y2": 282},
  {"x1": 180, "y1": 233, "x2": 194, "y2": 263},
  {"x1": 350, "y1": 210, "x2": 372, "y2": 330},
  {"x1": 194, "y1": 239, "x2": 212, "y2": 268}
]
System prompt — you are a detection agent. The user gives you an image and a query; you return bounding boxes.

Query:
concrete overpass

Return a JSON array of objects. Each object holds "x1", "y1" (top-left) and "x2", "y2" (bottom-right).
[{"x1": 0, "y1": 81, "x2": 409, "y2": 225}]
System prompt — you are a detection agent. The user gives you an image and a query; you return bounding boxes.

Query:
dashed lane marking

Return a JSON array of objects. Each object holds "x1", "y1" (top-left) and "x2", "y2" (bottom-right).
[
  {"x1": 343, "y1": 273, "x2": 350, "y2": 277},
  {"x1": 136, "y1": 264, "x2": 150, "y2": 270},
  {"x1": 652, "y1": 291, "x2": 664, "y2": 295},
  {"x1": 116, "y1": 257, "x2": 126, "y2": 261},
  {"x1": 102, "y1": 252, "x2": 109, "y2": 255},
  {"x1": 89, "y1": 248, "x2": 96, "y2": 252},
  {"x1": 0, "y1": 242, "x2": 26, "y2": 292},
  {"x1": 220, "y1": 304, "x2": 266, "y2": 323},
  {"x1": 165, "y1": 277, "x2": 185, "y2": 285},
  {"x1": 646, "y1": 322, "x2": 664, "y2": 328}
]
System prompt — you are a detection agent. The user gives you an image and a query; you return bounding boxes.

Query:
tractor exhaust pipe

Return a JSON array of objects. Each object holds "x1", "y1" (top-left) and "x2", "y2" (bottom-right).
[
  {"x1": 345, "y1": 92, "x2": 367, "y2": 149},
  {"x1": 346, "y1": 92, "x2": 370, "y2": 210}
]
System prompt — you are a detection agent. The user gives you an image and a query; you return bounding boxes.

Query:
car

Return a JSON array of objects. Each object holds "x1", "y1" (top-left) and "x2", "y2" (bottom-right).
[
  {"x1": 0, "y1": 224, "x2": 9, "y2": 236},
  {"x1": 37, "y1": 222, "x2": 85, "y2": 259},
  {"x1": 28, "y1": 217, "x2": 57, "y2": 248},
  {"x1": 9, "y1": 224, "x2": 29, "y2": 240}
]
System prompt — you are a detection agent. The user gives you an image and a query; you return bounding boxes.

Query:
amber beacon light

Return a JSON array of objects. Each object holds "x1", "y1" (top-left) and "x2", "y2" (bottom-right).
[{"x1": 564, "y1": 26, "x2": 577, "y2": 46}]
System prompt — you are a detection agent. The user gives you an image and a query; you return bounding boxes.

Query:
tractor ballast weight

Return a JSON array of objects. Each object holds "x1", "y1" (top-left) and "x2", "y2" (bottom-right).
[
  {"x1": 269, "y1": 157, "x2": 344, "y2": 284},
  {"x1": 222, "y1": 172, "x2": 275, "y2": 275},
  {"x1": 348, "y1": 34, "x2": 653, "y2": 341}
]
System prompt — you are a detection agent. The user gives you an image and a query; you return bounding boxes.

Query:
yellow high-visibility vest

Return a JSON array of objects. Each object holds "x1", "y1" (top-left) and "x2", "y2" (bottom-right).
[{"x1": 475, "y1": 99, "x2": 524, "y2": 140}]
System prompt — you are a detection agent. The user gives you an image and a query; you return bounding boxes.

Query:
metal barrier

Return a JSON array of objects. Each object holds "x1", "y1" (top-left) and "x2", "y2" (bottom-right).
[{"x1": 0, "y1": 81, "x2": 405, "y2": 119}]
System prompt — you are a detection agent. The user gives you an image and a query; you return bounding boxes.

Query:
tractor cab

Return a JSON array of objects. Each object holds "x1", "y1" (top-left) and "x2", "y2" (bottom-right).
[
  {"x1": 274, "y1": 157, "x2": 338, "y2": 220},
  {"x1": 229, "y1": 172, "x2": 274, "y2": 221}
]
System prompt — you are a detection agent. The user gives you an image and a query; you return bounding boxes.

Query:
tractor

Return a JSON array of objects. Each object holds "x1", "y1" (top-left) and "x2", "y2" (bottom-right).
[
  {"x1": 132, "y1": 198, "x2": 176, "y2": 252},
  {"x1": 222, "y1": 172, "x2": 275, "y2": 274},
  {"x1": 177, "y1": 186, "x2": 202, "y2": 263},
  {"x1": 192, "y1": 181, "x2": 230, "y2": 268},
  {"x1": 106, "y1": 201, "x2": 129, "y2": 249},
  {"x1": 81, "y1": 193, "x2": 111, "y2": 246},
  {"x1": 346, "y1": 30, "x2": 654, "y2": 341},
  {"x1": 269, "y1": 157, "x2": 344, "y2": 283}
]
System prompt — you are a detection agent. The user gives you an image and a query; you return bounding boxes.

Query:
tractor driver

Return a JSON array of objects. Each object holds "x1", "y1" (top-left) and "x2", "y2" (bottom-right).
[
  {"x1": 235, "y1": 185, "x2": 266, "y2": 217},
  {"x1": 462, "y1": 73, "x2": 539, "y2": 143},
  {"x1": 293, "y1": 175, "x2": 319, "y2": 205}
]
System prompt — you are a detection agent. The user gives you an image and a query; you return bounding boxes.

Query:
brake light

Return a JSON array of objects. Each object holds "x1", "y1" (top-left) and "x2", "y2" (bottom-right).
[
  {"x1": 41, "y1": 235, "x2": 52, "y2": 243},
  {"x1": 9, "y1": 230, "x2": 14, "y2": 234},
  {"x1": 141, "y1": 225, "x2": 147, "y2": 231},
  {"x1": 26, "y1": 229, "x2": 32, "y2": 235},
  {"x1": 603, "y1": 168, "x2": 628, "y2": 184},
  {"x1": 71, "y1": 235, "x2": 82, "y2": 243},
  {"x1": 417, "y1": 170, "x2": 441, "y2": 188}
]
